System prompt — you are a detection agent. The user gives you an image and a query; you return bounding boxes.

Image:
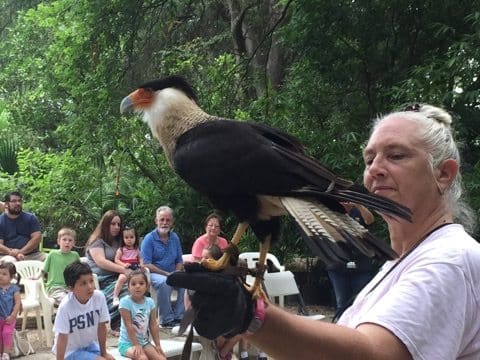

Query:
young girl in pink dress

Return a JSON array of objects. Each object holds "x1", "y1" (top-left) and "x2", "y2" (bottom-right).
[{"x1": 113, "y1": 226, "x2": 143, "y2": 306}]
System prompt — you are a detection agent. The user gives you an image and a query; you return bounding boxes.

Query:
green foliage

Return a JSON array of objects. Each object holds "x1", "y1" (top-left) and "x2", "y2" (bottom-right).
[{"x1": 0, "y1": 138, "x2": 19, "y2": 175}]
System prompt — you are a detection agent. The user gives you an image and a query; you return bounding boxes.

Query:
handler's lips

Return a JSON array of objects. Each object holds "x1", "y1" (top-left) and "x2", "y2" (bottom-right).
[{"x1": 372, "y1": 186, "x2": 394, "y2": 194}]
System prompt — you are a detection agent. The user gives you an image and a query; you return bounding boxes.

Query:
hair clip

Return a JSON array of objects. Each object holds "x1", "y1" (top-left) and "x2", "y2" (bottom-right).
[{"x1": 403, "y1": 103, "x2": 420, "y2": 112}]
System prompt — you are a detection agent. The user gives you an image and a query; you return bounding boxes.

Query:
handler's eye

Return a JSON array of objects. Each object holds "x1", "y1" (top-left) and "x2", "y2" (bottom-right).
[
  {"x1": 363, "y1": 157, "x2": 373, "y2": 166},
  {"x1": 389, "y1": 153, "x2": 405, "y2": 160}
]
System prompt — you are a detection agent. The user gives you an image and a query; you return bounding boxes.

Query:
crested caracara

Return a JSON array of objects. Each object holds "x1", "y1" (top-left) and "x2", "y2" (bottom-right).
[{"x1": 120, "y1": 76, "x2": 410, "y2": 296}]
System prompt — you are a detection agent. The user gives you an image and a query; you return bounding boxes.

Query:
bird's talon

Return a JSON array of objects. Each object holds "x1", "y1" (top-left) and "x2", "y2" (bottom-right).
[{"x1": 200, "y1": 253, "x2": 231, "y2": 271}]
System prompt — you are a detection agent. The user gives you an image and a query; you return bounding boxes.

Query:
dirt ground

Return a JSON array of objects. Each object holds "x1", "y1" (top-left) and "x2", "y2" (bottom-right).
[{"x1": 20, "y1": 305, "x2": 334, "y2": 360}]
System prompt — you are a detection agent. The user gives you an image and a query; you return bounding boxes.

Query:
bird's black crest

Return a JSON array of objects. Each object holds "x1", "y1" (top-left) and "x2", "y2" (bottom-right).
[{"x1": 139, "y1": 76, "x2": 198, "y2": 103}]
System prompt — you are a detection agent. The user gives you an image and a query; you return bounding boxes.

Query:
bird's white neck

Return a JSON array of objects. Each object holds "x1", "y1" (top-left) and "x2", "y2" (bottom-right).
[{"x1": 142, "y1": 88, "x2": 214, "y2": 165}]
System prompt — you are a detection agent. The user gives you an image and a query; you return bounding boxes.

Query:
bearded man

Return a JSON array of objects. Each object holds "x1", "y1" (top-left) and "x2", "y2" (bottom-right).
[
  {"x1": 140, "y1": 206, "x2": 184, "y2": 327},
  {"x1": 0, "y1": 191, "x2": 45, "y2": 262}
]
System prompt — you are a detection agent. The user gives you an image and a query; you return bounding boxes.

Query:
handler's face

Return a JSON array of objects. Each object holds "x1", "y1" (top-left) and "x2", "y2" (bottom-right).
[{"x1": 363, "y1": 116, "x2": 439, "y2": 220}]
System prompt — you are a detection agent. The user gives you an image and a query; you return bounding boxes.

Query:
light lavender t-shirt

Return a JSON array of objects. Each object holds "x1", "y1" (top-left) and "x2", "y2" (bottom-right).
[{"x1": 338, "y1": 224, "x2": 480, "y2": 360}]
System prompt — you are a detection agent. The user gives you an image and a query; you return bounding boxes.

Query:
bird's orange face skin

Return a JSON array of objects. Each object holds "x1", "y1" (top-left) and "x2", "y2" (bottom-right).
[{"x1": 130, "y1": 88, "x2": 154, "y2": 110}]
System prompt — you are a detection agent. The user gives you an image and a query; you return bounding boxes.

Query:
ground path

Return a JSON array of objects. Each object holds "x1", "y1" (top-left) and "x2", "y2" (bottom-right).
[{"x1": 22, "y1": 305, "x2": 334, "y2": 360}]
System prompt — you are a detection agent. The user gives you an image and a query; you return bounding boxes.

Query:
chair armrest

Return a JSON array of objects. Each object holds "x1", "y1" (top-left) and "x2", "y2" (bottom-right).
[
  {"x1": 36, "y1": 280, "x2": 55, "y2": 346},
  {"x1": 36, "y1": 280, "x2": 55, "y2": 307}
]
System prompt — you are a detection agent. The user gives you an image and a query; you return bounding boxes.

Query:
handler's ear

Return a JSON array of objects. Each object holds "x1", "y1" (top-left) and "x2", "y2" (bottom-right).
[{"x1": 435, "y1": 159, "x2": 458, "y2": 195}]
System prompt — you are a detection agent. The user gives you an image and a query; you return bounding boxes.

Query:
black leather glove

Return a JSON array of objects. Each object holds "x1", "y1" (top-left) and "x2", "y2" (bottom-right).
[{"x1": 167, "y1": 264, "x2": 253, "y2": 340}]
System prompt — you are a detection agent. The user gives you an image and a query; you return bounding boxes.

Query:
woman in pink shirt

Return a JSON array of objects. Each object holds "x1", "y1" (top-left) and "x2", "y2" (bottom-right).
[{"x1": 191, "y1": 213, "x2": 229, "y2": 261}]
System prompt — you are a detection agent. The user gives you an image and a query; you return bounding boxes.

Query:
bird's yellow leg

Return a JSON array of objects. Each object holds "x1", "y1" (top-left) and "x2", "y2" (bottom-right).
[
  {"x1": 230, "y1": 222, "x2": 249, "y2": 246},
  {"x1": 248, "y1": 236, "x2": 271, "y2": 300},
  {"x1": 201, "y1": 222, "x2": 249, "y2": 271}
]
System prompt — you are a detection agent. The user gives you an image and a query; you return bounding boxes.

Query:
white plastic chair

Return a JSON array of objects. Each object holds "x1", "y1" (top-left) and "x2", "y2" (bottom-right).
[
  {"x1": 263, "y1": 271, "x2": 325, "y2": 321},
  {"x1": 171, "y1": 324, "x2": 199, "y2": 337},
  {"x1": 182, "y1": 253, "x2": 195, "y2": 263},
  {"x1": 239, "y1": 252, "x2": 285, "y2": 272},
  {"x1": 14, "y1": 260, "x2": 55, "y2": 346}
]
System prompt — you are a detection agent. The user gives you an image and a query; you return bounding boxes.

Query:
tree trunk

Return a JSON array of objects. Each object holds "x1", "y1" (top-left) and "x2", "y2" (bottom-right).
[{"x1": 227, "y1": 0, "x2": 291, "y2": 97}]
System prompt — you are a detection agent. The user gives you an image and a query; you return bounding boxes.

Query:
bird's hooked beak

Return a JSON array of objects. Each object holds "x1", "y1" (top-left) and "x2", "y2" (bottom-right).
[
  {"x1": 120, "y1": 88, "x2": 154, "y2": 114},
  {"x1": 120, "y1": 95, "x2": 134, "y2": 113}
]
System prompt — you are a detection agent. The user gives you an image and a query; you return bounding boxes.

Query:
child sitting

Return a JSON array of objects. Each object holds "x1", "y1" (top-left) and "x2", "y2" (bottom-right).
[
  {"x1": 113, "y1": 226, "x2": 143, "y2": 307},
  {"x1": 0, "y1": 262, "x2": 21, "y2": 360},
  {"x1": 52, "y1": 261, "x2": 114, "y2": 360},
  {"x1": 43, "y1": 228, "x2": 80, "y2": 305},
  {"x1": 118, "y1": 270, "x2": 166, "y2": 360}
]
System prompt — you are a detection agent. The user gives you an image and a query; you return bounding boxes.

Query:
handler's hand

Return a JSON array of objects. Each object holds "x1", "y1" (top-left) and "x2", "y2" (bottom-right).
[{"x1": 167, "y1": 265, "x2": 253, "y2": 340}]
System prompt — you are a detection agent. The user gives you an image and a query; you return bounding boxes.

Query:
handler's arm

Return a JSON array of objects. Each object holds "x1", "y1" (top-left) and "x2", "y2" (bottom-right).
[{"x1": 247, "y1": 305, "x2": 411, "y2": 360}]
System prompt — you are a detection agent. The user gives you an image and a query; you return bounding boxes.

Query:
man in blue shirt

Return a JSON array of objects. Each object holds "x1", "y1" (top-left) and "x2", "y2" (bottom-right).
[
  {"x1": 0, "y1": 191, "x2": 45, "y2": 262},
  {"x1": 141, "y1": 205, "x2": 184, "y2": 327}
]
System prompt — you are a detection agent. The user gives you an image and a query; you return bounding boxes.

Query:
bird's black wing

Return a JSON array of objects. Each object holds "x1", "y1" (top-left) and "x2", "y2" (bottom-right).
[
  {"x1": 173, "y1": 119, "x2": 405, "y2": 261},
  {"x1": 173, "y1": 119, "x2": 335, "y2": 207},
  {"x1": 174, "y1": 119, "x2": 409, "y2": 217}
]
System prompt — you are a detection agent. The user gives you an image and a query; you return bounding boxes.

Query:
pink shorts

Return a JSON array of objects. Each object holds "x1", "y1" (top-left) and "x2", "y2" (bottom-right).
[{"x1": 0, "y1": 317, "x2": 16, "y2": 349}]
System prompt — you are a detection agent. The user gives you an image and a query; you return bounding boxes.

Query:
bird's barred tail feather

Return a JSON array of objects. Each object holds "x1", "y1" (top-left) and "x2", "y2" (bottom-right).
[
  {"x1": 280, "y1": 197, "x2": 398, "y2": 264},
  {"x1": 297, "y1": 186, "x2": 412, "y2": 222}
]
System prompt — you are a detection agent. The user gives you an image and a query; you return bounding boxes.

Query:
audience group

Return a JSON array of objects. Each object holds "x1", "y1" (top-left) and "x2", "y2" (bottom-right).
[{"x1": 0, "y1": 191, "x2": 257, "y2": 360}]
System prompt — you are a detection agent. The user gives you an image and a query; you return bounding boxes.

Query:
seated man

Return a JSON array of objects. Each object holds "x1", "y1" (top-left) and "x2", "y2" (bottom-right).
[
  {"x1": 141, "y1": 206, "x2": 184, "y2": 328},
  {"x1": 0, "y1": 191, "x2": 45, "y2": 262}
]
